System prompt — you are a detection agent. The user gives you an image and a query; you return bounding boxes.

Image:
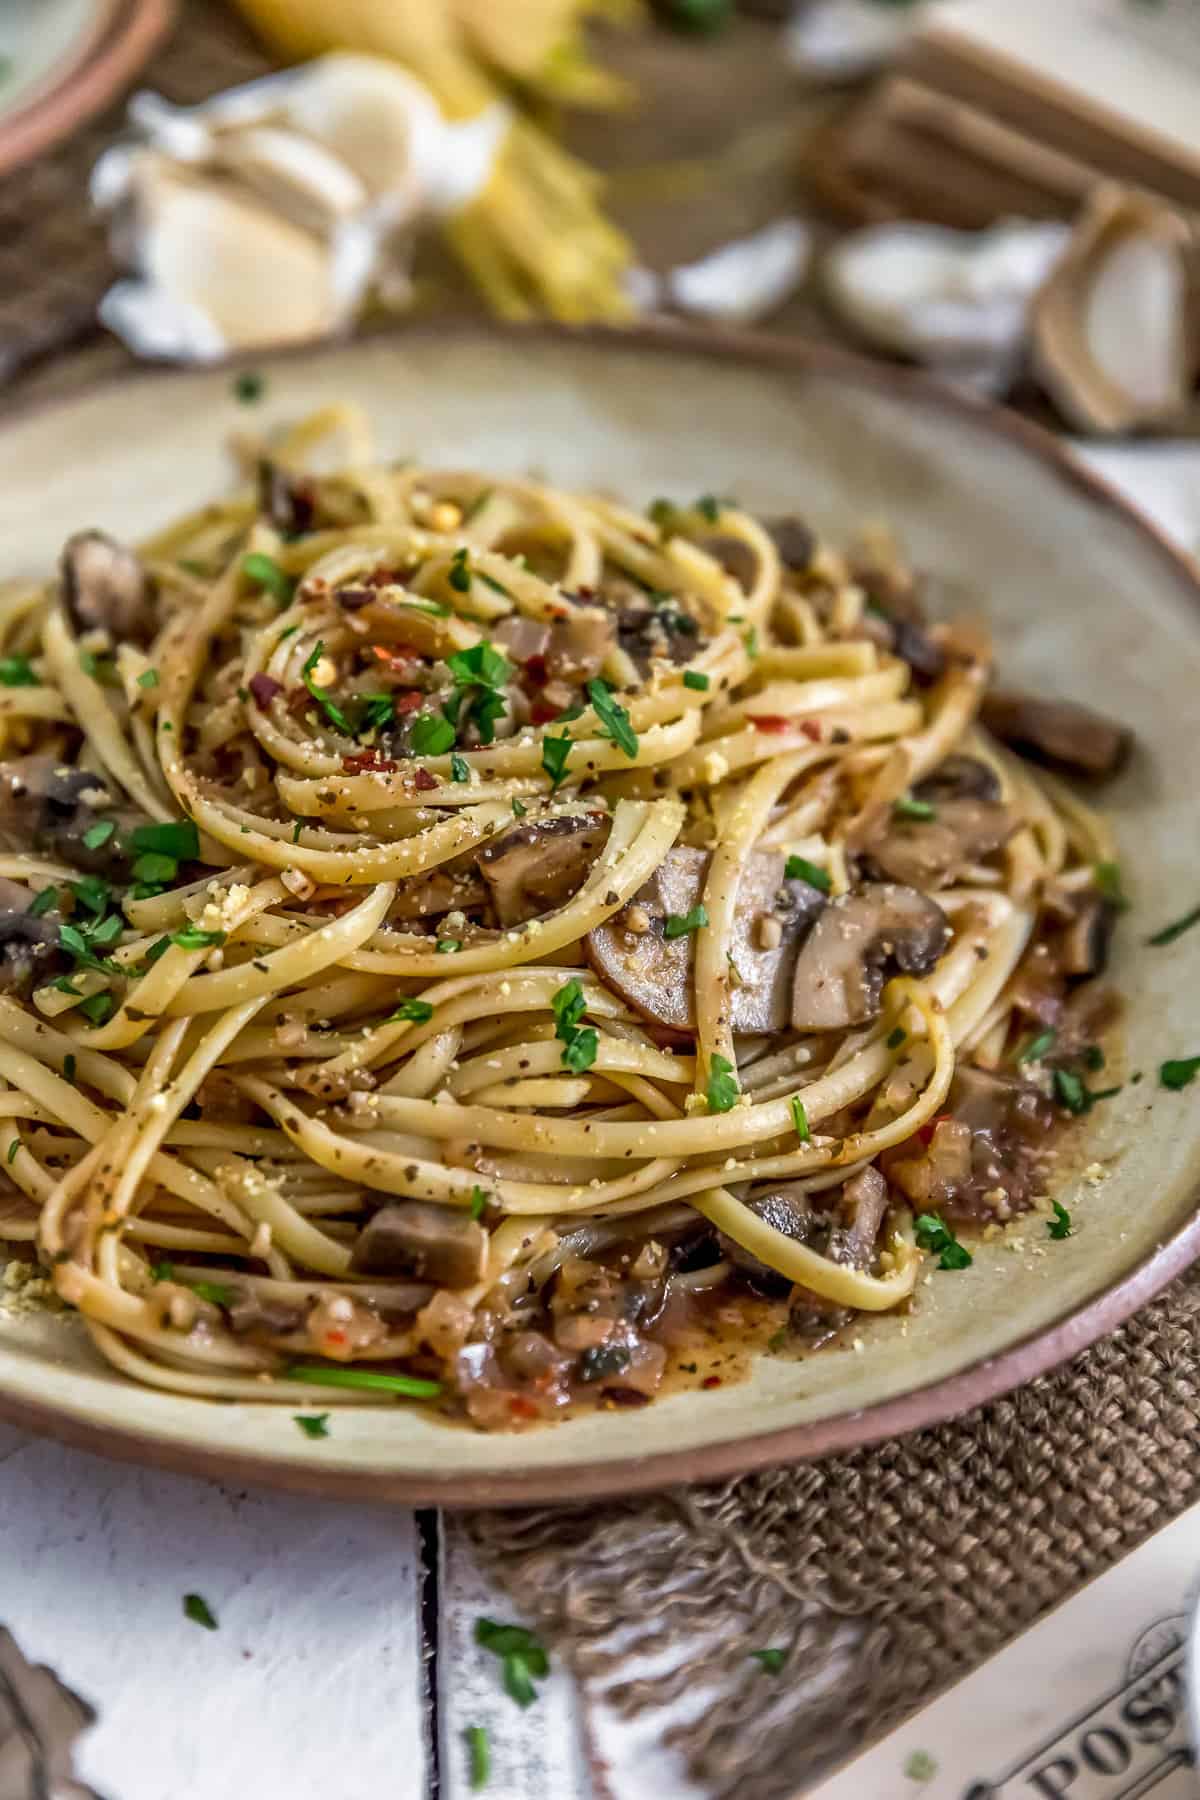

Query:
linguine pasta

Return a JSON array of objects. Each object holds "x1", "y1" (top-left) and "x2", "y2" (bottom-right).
[{"x1": 0, "y1": 407, "x2": 1129, "y2": 1427}]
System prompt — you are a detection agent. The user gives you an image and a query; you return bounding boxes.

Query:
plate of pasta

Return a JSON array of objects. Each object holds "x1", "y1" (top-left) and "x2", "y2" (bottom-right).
[{"x1": 0, "y1": 325, "x2": 1197, "y2": 1505}]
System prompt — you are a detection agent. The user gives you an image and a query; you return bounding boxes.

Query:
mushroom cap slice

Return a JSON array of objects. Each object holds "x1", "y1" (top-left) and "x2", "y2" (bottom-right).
[
  {"x1": 980, "y1": 687, "x2": 1132, "y2": 781},
  {"x1": 350, "y1": 1201, "x2": 487, "y2": 1290},
  {"x1": 476, "y1": 811, "x2": 610, "y2": 927},
  {"x1": 60, "y1": 531, "x2": 155, "y2": 646},
  {"x1": 585, "y1": 847, "x2": 826, "y2": 1034},
  {"x1": 790, "y1": 882, "x2": 950, "y2": 1031}
]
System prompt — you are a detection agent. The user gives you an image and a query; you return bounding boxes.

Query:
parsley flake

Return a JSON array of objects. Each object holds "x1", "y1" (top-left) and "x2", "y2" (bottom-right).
[
  {"x1": 1161, "y1": 1056, "x2": 1200, "y2": 1090},
  {"x1": 790, "y1": 1095, "x2": 810, "y2": 1142},
  {"x1": 410, "y1": 713, "x2": 456, "y2": 757},
  {"x1": 465, "y1": 1723, "x2": 490, "y2": 1791},
  {"x1": 541, "y1": 731, "x2": 572, "y2": 790},
  {"x1": 233, "y1": 371, "x2": 264, "y2": 404},
  {"x1": 1053, "y1": 1069, "x2": 1121, "y2": 1114},
  {"x1": 664, "y1": 905, "x2": 707, "y2": 938},
  {"x1": 475, "y1": 1618, "x2": 549, "y2": 1709},
  {"x1": 390, "y1": 999, "x2": 434, "y2": 1024},
  {"x1": 784, "y1": 854, "x2": 831, "y2": 892},
  {"x1": 914, "y1": 1213, "x2": 972, "y2": 1270},
  {"x1": 294, "y1": 1414, "x2": 330, "y2": 1439},
  {"x1": 749, "y1": 1648, "x2": 786, "y2": 1675},
  {"x1": 0, "y1": 655, "x2": 37, "y2": 687},
  {"x1": 1094, "y1": 861, "x2": 1129, "y2": 909},
  {"x1": 1048, "y1": 1200, "x2": 1072, "y2": 1240},
  {"x1": 894, "y1": 795, "x2": 936, "y2": 822},
  {"x1": 450, "y1": 753, "x2": 470, "y2": 783},
  {"x1": 183, "y1": 1593, "x2": 218, "y2": 1631},
  {"x1": 301, "y1": 640, "x2": 352, "y2": 735},
  {"x1": 242, "y1": 552, "x2": 295, "y2": 605},
  {"x1": 1017, "y1": 1027, "x2": 1056, "y2": 1064},
  {"x1": 469, "y1": 1185, "x2": 487, "y2": 1221},
  {"x1": 1147, "y1": 902, "x2": 1200, "y2": 947},
  {"x1": 586, "y1": 679, "x2": 638, "y2": 759},
  {"x1": 137, "y1": 667, "x2": 160, "y2": 690},
  {"x1": 683, "y1": 670, "x2": 710, "y2": 692},
  {"x1": 706, "y1": 1053, "x2": 739, "y2": 1114}
]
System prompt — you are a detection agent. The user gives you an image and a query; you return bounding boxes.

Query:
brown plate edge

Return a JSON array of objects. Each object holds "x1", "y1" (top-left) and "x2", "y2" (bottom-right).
[
  {"x1": 0, "y1": 316, "x2": 1197, "y2": 1506},
  {"x1": 0, "y1": 0, "x2": 175, "y2": 179}
]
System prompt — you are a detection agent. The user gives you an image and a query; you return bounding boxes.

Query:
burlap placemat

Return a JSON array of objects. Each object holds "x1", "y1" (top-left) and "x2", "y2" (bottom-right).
[{"x1": 468, "y1": 1262, "x2": 1200, "y2": 1799}]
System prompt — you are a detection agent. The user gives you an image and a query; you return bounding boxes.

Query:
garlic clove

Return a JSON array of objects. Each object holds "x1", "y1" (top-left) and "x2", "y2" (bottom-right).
[
  {"x1": 212, "y1": 125, "x2": 368, "y2": 236},
  {"x1": 1031, "y1": 186, "x2": 1199, "y2": 434},
  {"x1": 280, "y1": 53, "x2": 443, "y2": 210},
  {"x1": 112, "y1": 162, "x2": 344, "y2": 357}
]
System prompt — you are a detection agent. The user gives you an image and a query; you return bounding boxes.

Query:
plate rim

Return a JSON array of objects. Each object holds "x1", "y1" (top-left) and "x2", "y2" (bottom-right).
[
  {"x1": 0, "y1": 0, "x2": 175, "y2": 179},
  {"x1": 3, "y1": 318, "x2": 1199, "y2": 1507}
]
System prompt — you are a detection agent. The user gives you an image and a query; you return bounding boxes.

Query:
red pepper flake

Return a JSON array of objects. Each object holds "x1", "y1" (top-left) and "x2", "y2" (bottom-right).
[
  {"x1": 412, "y1": 768, "x2": 439, "y2": 792},
  {"x1": 747, "y1": 715, "x2": 792, "y2": 734},
  {"x1": 342, "y1": 750, "x2": 398, "y2": 774},
  {"x1": 364, "y1": 566, "x2": 399, "y2": 588},
  {"x1": 508, "y1": 1395, "x2": 539, "y2": 1419},
  {"x1": 524, "y1": 653, "x2": 548, "y2": 688},
  {"x1": 371, "y1": 646, "x2": 418, "y2": 676},
  {"x1": 530, "y1": 699, "x2": 560, "y2": 725},
  {"x1": 393, "y1": 689, "x2": 423, "y2": 714},
  {"x1": 799, "y1": 719, "x2": 822, "y2": 742},
  {"x1": 248, "y1": 673, "x2": 283, "y2": 708},
  {"x1": 325, "y1": 1329, "x2": 347, "y2": 1346},
  {"x1": 702, "y1": 1374, "x2": 722, "y2": 1389}
]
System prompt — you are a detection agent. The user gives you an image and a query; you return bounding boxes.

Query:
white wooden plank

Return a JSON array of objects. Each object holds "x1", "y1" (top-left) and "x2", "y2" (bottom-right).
[
  {"x1": 0, "y1": 1422, "x2": 427, "y2": 1800},
  {"x1": 439, "y1": 1516, "x2": 593, "y2": 1800}
]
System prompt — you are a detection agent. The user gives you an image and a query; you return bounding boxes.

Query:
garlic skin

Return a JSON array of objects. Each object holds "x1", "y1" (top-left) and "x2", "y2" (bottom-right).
[
  {"x1": 1031, "y1": 186, "x2": 1200, "y2": 435},
  {"x1": 667, "y1": 220, "x2": 812, "y2": 324},
  {"x1": 91, "y1": 53, "x2": 510, "y2": 361},
  {"x1": 823, "y1": 219, "x2": 1070, "y2": 394}
]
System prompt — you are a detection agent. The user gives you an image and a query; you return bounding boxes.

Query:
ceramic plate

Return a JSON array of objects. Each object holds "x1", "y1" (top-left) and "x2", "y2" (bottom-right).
[
  {"x1": 0, "y1": 0, "x2": 172, "y2": 177},
  {"x1": 1, "y1": 326, "x2": 1198, "y2": 1506}
]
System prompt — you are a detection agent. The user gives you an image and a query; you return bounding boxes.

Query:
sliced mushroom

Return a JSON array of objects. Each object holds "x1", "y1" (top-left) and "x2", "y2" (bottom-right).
[
  {"x1": 60, "y1": 531, "x2": 156, "y2": 646},
  {"x1": 226, "y1": 1290, "x2": 306, "y2": 1338},
  {"x1": 1055, "y1": 893, "x2": 1116, "y2": 979},
  {"x1": 0, "y1": 877, "x2": 63, "y2": 997},
  {"x1": 720, "y1": 1180, "x2": 820, "y2": 1296},
  {"x1": 766, "y1": 517, "x2": 816, "y2": 572},
  {"x1": 790, "y1": 882, "x2": 949, "y2": 1031},
  {"x1": 257, "y1": 459, "x2": 316, "y2": 537},
  {"x1": 389, "y1": 866, "x2": 488, "y2": 924},
  {"x1": 350, "y1": 1200, "x2": 487, "y2": 1289},
  {"x1": 981, "y1": 688, "x2": 1132, "y2": 780},
  {"x1": 885, "y1": 1063, "x2": 1054, "y2": 1222},
  {"x1": 493, "y1": 609, "x2": 615, "y2": 684},
  {"x1": 830, "y1": 1165, "x2": 888, "y2": 1266},
  {"x1": 585, "y1": 847, "x2": 827, "y2": 1033},
  {"x1": 601, "y1": 583, "x2": 704, "y2": 675},
  {"x1": 863, "y1": 758, "x2": 1015, "y2": 889},
  {"x1": 476, "y1": 812, "x2": 610, "y2": 927},
  {"x1": 0, "y1": 758, "x2": 139, "y2": 875}
]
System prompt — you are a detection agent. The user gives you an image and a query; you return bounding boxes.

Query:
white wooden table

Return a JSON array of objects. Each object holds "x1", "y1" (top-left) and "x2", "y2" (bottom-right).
[{"x1": 3, "y1": 443, "x2": 1196, "y2": 1800}]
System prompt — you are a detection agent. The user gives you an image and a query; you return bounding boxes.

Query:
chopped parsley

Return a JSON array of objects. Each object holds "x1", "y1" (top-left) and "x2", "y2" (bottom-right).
[
  {"x1": 475, "y1": 1618, "x2": 549, "y2": 1709},
  {"x1": 784, "y1": 854, "x2": 831, "y2": 892},
  {"x1": 586, "y1": 679, "x2": 638, "y2": 759},
  {"x1": 354, "y1": 692, "x2": 396, "y2": 735},
  {"x1": 886, "y1": 1027, "x2": 906, "y2": 1050},
  {"x1": 766, "y1": 1328, "x2": 789, "y2": 1352},
  {"x1": 78, "y1": 992, "x2": 116, "y2": 1026},
  {"x1": 905, "y1": 1751, "x2": 937, "y2": 1783},
  {"x1": 450, "y1": 753, "x2": 470, "y2": 783},
  {"x1": 81, "y1": 820, "x2": 115, "y2": 851},
  {"x1": 749, "y1": 1648, "x2": 786, "y2": 1675},
  {"x1": 233, "y1": 371, "x2": 264, "y2": 404},
  {"x1": 410, "y1": 713, "x2": 456, "y2": 757},
  {"x1": 183, "y1": 1593, "x2": 218, "y2": 1631},
  {"x1": 893, "y1": 795, "x2": 936, "y2": 822},
  {"x1": 1094, "y1": 861, "x2": 1129, "y2": 909},
  {"x1": 436, "y1": 939, "x2": 461, "y2": 955},
  {"x1": 150, "y1": 1262, "x2": 175, "y2": 1283},
  {"x1": 742, "y1": 626, "x2": 759, "y2": 660},
  {"x1": 130, "y1": 819, "x2": 199, "y2": 864},
  {"x1": 0, "y1": 655, "x2": 37, "y2": 687},
  {"x1": 69, "y1": 874, "x2": 110, "y2": 917},
  {"x1": 285, "y1": 1364, "x2": 442, "y2": 1398},
  {"x1": 448, "y1": 547, "x2": 472, "y2": 593},
  {"x1": 465, "y1": 1723, "x2": 490, "y2": 1790},
  {"x1": 190, "y1": 1280, "x2": 231, "y2": 1307},
  {"x1": 790, "y1": 1095, "x2": 810, "y2": 1141},
  {"x1": 541, "y1": 731, "x2": 572, "y2": 790},
  {"x1": 6, "y1": 1139, "x2": 18, "y2": 1165},
  {"x1": 1160, "y1": 1056, "x2": 1200, "y2": 1090},
  {"x1": 63, "y1": 1055, "x2": 76, "y2": 1083},
  {"x1": 171, "y1": 927, "x2": 226, "y2": 951},
  {"x1": 242, "y1": 552, "x2": 295, "y2": 605},
  {"x1": 137, "y1": 667, "x2": 160, "y2": 690},
  {"x1": 664, "y1": 904, "x2": 708, "y2": 938},
  {"x1": 683, "y1": 670, "x2": 710, "y2": 692},
  {"x1": 706, "y1": 1053, "x2": 739, "y2": 1113},
  {"x1": 389, "y1": 999, "x2": 434, "y2": 1024},
  {"x1": 28, "y1": 887, "x2": 59, "y2": 918},
  {"x1": 695, "y1": 494, "x2": 723, "y2": 523},
  {"x1": 562, "y1": 1027, "x2": 598, "y2": 1074},
  {"x1": 446, "y1": 642, "x2": 511, "y2": 690},
  {"x1": 1053, "y1": 1069, "x2": 1121, "y2": 1114},
  {"x1": 469, "y1": 1185, "x2": 487, "y2": 1221},
  {"x1": 131, "y1": 852, "x2": 177, "y2": 887},
  {"x1": 511, "y1": 798, "x2": 527, "y2": 818},
  {"x1": 463, "y1": 489, "x2": 493, "y2": 523},
  {"x1": 1048, "y1": 1200, "x2": 1072, "y2": 1240},
  {"x1": 1017, "y1": 1027, "x2": 1056, "y2": 1064},
  {"x1": 914, "y1": 1213, "x2": 972, "y2": 1270},
  {"x1": 551, "y1": 978, "x2": 597, "y2": 1072},
  {"x1": 301, "y1": 640, "x2": 352, "y2": 735},
  {"x1": 78, "y1": 649, "x2": 118, "y2": 684},
  {"x1": 1147, "y1": 902, "x2": 1200, "y2": 947},
  {"x1": 294, "y1": 1414, "x2": 330, "y2": 1439}
]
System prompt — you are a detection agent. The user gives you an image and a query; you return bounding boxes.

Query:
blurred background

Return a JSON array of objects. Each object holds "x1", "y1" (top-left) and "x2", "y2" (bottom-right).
[{"x1": 2, "y1": 0, "x2": 1198, "y2": 437}]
